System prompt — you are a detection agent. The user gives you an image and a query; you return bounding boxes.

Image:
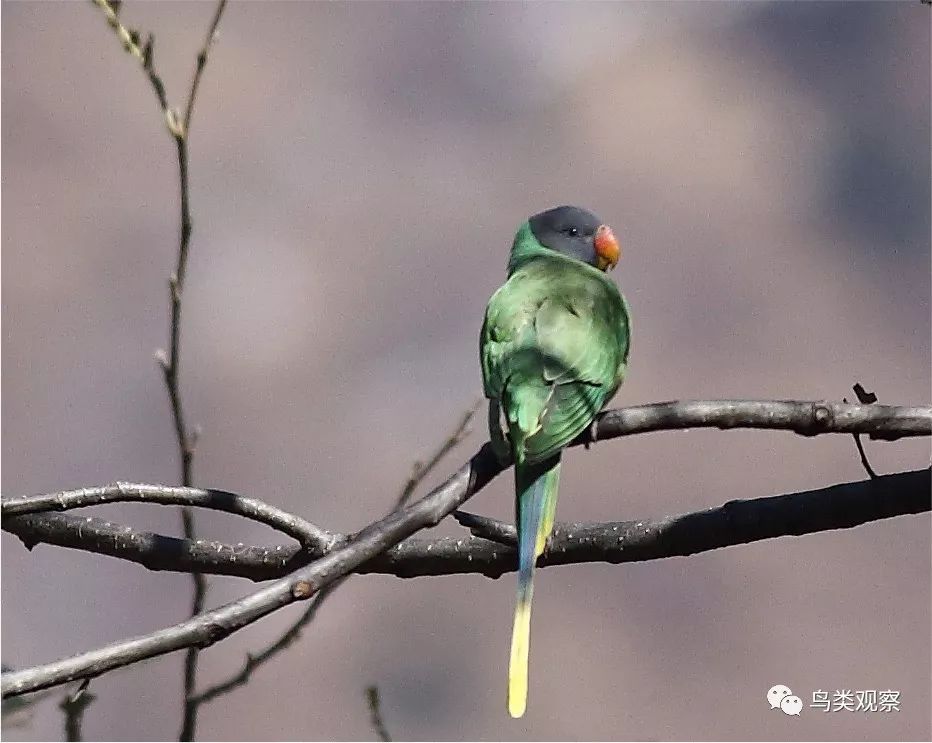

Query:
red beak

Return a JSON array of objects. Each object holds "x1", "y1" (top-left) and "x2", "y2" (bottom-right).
[{"x1": 594, "y1": 224, "x2": 620, "y2": 271}]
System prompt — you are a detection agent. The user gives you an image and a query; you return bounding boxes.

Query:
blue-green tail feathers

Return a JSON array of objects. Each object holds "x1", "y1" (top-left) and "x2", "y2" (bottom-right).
[{"x1": 508, "y1": 454, "x2": 561, "y2": 718}]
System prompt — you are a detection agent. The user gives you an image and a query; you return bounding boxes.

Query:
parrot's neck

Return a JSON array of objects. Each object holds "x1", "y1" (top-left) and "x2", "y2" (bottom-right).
[{"x1": 507, "y1": 222, "x2": 549, "y2": 275}]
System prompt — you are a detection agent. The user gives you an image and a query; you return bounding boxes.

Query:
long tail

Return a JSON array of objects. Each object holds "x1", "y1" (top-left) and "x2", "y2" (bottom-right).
[{"x1": 508, "y1": 453, "x2": 561, "y2": 719}]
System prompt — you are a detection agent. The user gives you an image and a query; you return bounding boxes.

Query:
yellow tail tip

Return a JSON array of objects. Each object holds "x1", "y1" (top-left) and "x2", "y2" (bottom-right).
[
  {"x1": 508, "y1": 595, "x2": 532, "y2": 719},
  {"x1": 508, "y1": 692, "x2": 527, "y2": 718}
]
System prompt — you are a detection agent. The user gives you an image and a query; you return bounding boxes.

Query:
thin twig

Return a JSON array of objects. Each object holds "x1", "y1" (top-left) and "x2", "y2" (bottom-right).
[
  {"x1": 190, "y1": 579, "x2": 344, "y2": 705},
  {"x1": 90, "y1": 0, "x2": 170, "y2": 123},
  {"x1": 170, "y1": 3, "x2": 228, "y2": 734},
  {"x1": 848, "y1": 383, "x2": 879, "y2": 479},
  {"x1": 59, "y1": 679, "x2": 94, "y2": 742},
  {"x1": 393, "y1": 399, "x2": 481, "y2": 510},
  {"x1": 187, "y1": 402, "x2": 478, "y2": 711},
  {"x1": 92, "y1": 1, "x2": 229, "y2": 738},
  {"x1": 365, "y1": 685, "x2": 392, "y2": 742},
  {"x1": 1, "y1": 483, "x2": 335, "y2": 550},
  {"x1": 183, "y1": 0, "x2": 227, "y2": 134}
]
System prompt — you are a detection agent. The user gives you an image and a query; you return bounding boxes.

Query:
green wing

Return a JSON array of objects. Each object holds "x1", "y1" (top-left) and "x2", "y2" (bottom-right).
[{"x1": 480, "y1": 255, "x2": 629, "y2": 464}]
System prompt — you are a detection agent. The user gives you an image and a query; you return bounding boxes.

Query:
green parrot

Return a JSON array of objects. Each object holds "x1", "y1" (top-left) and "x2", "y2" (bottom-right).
[{"x1": 479, "y1": 205, "x2": 630, "y2": 718}]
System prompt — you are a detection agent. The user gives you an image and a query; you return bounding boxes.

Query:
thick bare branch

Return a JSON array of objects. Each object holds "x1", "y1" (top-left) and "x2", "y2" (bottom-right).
[
  {"x1": 4, "y1": 469, "x2": 928, "y2": 581},
  {"x1": 586, "y1": 399, "x2": 930, "y2": 442},
  {"x1": 4, "y1": 512, "x2": 292, "y2": 576}
]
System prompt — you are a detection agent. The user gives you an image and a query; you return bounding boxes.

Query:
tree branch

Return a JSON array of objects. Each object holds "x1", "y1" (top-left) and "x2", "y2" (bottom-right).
[
  {"x1": 365, "y1": 685, "x2": 392, "y2": 742},
  {"x1": 189, "y1": 580, "x2": 344, "y2": 706},
  {"x1": 0, "y1": 439, "x2": 498, "y2": 699},
  {"x1": 2, "y1": 399, "x2": 928, "y2": 699},
  {"x1": 4, "y1": 512, "x2": 296, "y2": 578},
  {"x1": 848, "y1": 383, "x2": 880, "y2": 478},
  {"x1": 3, "y1": 400, "x2": 929, "y2": 577},
  {"x1": 392, "y1": 399, "x2": 481, "y2": 510},
  {"x1": 1, "y1": 483, "x2": 335, "y2": 551},
  {"x1": 182, "y1": 0, "x2": 227, "y2": 135},
  {"x1": 4, "y1": 469, "x2": 928, "y2": 581},
  {"x1": 585, "y1": 399, "x2": 930, "y2": 442}
]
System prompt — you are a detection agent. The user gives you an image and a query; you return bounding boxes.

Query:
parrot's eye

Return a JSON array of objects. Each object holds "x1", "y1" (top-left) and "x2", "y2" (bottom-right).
[{"x1": 564, "y1": 227, "x2": 579, "y2": 237}]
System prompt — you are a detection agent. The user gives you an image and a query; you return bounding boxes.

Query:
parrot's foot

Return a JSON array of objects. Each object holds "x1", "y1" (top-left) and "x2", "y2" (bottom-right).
[
  {"x1": 489, "y1": 430, "x2": 512, "y2": 467},
  {"x1": 488, "y1": 399, "x2": 514, "y2": 466},
  {"x1": 492, "y1": 444, "x2": 512, "y2": 468},
  {"x1": 584, "y1": 418, "x2": 600, "y2": 449}
]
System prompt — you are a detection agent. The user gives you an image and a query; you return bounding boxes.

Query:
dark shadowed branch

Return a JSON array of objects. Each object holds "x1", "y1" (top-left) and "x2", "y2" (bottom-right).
[
  {"x1": 365, "y1": 685, "x2": 392, "y2": 742},
  {"x1": 4, "y1": 511, "x2": 298, "y2": 581},
  {"x1": 2, "y1": 399, "x2": 929, "y2": 699}
]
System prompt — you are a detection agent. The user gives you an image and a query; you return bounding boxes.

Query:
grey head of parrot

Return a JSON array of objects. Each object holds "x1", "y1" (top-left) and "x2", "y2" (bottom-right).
[{"x1": 527, "y1": 205, "x2": 620, "y2": 271}]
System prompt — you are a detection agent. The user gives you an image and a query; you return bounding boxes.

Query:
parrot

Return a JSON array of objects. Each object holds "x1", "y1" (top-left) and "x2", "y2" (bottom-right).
[{"x1": 479, "y1": 205, "x2": 630, "y2": 718}]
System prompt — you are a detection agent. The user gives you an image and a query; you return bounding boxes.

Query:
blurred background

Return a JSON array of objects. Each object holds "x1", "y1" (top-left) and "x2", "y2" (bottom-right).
[{"x1": 2, "y1": 1, "x2": 930, "y2": 740}]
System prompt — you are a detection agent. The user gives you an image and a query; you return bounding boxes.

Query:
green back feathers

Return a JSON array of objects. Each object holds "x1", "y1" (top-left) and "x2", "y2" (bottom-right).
[{"x1": 481, "y1": 252, "x2": 629, "y2": 464}]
